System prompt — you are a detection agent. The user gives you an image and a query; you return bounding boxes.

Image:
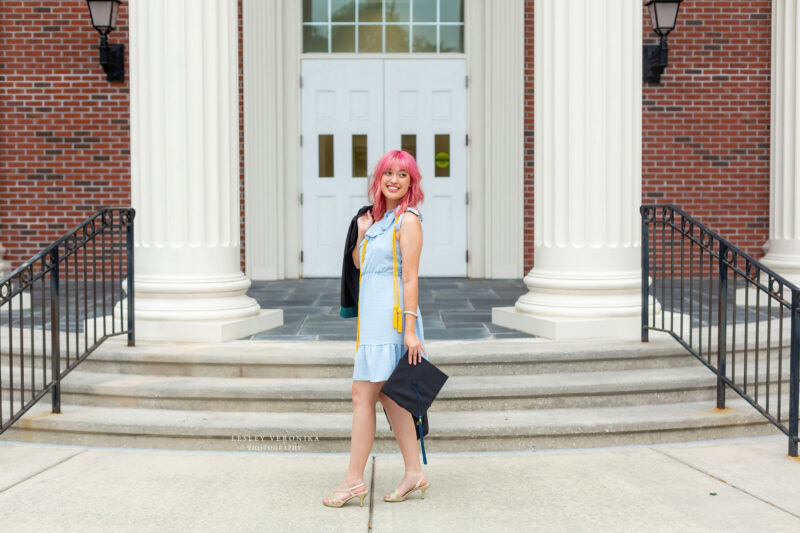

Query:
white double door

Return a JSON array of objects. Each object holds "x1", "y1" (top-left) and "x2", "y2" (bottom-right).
[{"x1": 301, "y1": 59, "x2": 466, "y2": 277}]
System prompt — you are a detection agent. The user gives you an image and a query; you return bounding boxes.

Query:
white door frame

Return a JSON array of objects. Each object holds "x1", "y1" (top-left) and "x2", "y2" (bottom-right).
[{"x1": 242, "y1": 0, "x2": 524, "y2": 280}]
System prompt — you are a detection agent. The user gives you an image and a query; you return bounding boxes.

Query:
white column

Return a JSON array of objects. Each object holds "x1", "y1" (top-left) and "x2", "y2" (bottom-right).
[
  {"x1": 129, "y1": 0, "x2": 281, "y2": 341},
  {"x1": 493, "y1": 0, "x2": 644, "y2": 340},
  {"x1": 761, "y1": 0, "x2": 800, "y2": 285}
]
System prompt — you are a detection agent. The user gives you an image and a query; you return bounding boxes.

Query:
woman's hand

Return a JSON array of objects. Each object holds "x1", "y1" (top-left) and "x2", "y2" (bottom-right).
[
  {"x1": 356, "y1": 210, "x2": 374, "y2": 234},
  {"x1": 404, "y1": 332, "x2": 426, "y2": 365}
]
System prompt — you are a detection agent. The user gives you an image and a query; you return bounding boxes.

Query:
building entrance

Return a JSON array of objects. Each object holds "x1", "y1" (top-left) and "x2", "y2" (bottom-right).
[{"x1": 300, "y1": 58, "x2": 467, "y2": 277}]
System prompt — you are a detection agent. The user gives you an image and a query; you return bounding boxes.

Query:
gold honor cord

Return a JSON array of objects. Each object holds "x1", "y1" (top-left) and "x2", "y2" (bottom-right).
[
  {"x1": 392, "y1": 217, "x2": 403, "y2": 334},
  {"x1": 355, "y1": 237, "x2": 368, "y2": 357},
  {"x1": 355, "y1": 214, "x2": 405, "y2": 361}
]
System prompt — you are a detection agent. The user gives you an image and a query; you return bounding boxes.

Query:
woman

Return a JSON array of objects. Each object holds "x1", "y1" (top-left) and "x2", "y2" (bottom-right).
[{"x1": 323, "y1": 150, "x2": 430, "y2": 507}]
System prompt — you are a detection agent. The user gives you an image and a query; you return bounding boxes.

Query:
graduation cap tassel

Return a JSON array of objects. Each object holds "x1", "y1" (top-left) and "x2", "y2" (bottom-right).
[{"x1": 414, "y1": 384, "x2": 427, "y2": 465}]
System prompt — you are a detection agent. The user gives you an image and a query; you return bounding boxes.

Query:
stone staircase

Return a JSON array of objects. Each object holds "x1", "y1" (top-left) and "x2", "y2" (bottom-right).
[{"x1": 0, "y1": 333, "x2": 786, "y2": 452}]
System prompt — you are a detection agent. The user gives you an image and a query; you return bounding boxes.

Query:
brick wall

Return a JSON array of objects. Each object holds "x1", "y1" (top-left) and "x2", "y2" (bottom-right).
[
  {"x1": 641, "y1": 1, "x2": 772, "y2": 259},
  {"x1": 0, "y1": 0, "x2": 131, "y2": 268},
  {"x1": 0, "y1": 0, "x2": 250, "y2": 274},
  {"x1": 238, "y1": 0, "x2": 246, "y2": 273},
  {"x1": 523, "y1": 0, "x2": 535, "y2": 273}
]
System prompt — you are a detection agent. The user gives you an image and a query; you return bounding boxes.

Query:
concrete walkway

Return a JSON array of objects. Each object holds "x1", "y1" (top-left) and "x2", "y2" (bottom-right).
[{"x1": 0, "y1": 435, "x2": 798, "y2": 532}]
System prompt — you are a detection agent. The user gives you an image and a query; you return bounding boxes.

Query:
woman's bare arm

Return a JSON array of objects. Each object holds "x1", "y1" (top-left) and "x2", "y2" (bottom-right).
[
  {"x1": 398, "y1": 212, "x2": 425, "y2": 361},
  {"x1": 353, "y1": 210, "x2": 373, "y2": 269}
]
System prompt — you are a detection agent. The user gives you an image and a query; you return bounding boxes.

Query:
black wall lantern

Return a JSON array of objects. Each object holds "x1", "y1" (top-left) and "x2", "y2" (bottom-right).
[
  {"x1": 86, "y1": 0, "x2": 124, "y2": 82},
  {"x1": 643, "y1": 0, "x2": 683, "y2": 83}
]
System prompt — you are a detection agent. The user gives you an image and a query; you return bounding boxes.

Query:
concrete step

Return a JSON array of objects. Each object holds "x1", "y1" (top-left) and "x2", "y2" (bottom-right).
[
  {"x1": 10, "y1": 336, "x2": 722, "y2": 378},
  {"x1": 0, "y1": 398, "x2": 783, "y2": 452},
  {"x1": 1, "y1": 332, "x2": 790, "y2": 452},
  {"x1": 2, "y1": 360, "x2": 791, "y2": 413}
]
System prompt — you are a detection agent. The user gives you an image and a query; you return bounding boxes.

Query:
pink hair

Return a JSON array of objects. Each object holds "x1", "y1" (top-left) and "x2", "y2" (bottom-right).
[{"x1": 367, "y1": 150, "x2": 425, "y2": 220}]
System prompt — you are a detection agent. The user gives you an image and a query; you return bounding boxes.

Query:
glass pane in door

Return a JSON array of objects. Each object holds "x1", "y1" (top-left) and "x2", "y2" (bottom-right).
[
  {"x1": 303, "y1": 0, "x2": 328, "y2": 22},
  {"x1": 331, "y1": 0, "x2": 355, "y2": 22},
  {"x1": 359, "y1": 0, "x2": 383, "y2": 22},
  {"x1": 304, "y1": 26, "x2": 329, "y2": 53},
  {"x1": 386, "y1": 25, "x2": 410, "y2": 52},
  {"x1": 434, "y1": 134, "x2": 450, "y2": 177},
  {"x1": 352, "y1": 134, "x2": 368, "y2": 177},
  {"x1": 412, "y1": 0, "x2": 436, "y2": 22},
  {"x1": 319, "y1": 134, "x2": 334, "y2": 177},
  {"x1": 358, "y1": 24, "x2": 383, "y2": 52},
  {"x1": 440, "y1": 0, "x2": 464, "y2": 23},
  {"x1": 332, "y1": 25, "x2": 356, "y2": 52},
  {"x1": 440, "y1": 26, "x2": 463, "y2": 53},
  {"x1": 401, "y1": 134, "x2": 417, "y2": 160},
  {"x1": 412, "y1": 25, "x2": 437, "y2": 52}
]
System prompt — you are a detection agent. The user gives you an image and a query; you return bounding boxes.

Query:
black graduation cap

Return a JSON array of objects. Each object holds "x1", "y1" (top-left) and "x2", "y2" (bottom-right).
[{"x1": 380, "y1": 352, "x2": 449, "y2": 464}]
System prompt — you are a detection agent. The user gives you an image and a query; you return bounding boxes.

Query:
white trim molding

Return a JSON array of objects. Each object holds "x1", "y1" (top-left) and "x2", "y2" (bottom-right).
[
  {"x1": 243, "y1": 0, "x2": 302, "y2": 280},
  {"x1": 466, "y1": 0, "x2": 525, "y2": 278}
]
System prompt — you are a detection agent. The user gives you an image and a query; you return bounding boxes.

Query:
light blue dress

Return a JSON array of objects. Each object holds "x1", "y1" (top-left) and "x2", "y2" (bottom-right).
[{"x1": 353, "y1": 206, "x2": 428, "y2": 382}]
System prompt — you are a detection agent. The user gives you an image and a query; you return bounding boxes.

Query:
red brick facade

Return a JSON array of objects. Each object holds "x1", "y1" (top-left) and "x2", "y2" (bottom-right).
[
  {"x1": 641, "y1": 0, "x2": 772, "y2": 260},
  {"x1": 1, "y1": 1, "x2": 774, "y2": 277},
  {"x1": 523, "y1": 1, "x2": 535, "y2": 273},
  {"x1": 0, "y1": 0, "x2": 131, "y2": 268}
]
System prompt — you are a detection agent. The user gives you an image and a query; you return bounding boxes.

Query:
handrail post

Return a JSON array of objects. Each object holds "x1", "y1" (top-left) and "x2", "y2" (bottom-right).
[
  {"x1": 49, "y1": 247, "x2": 61, "y2": 414},
  {"x1": 789, "y1": 289, "x2": 799, "y2": 457},
  {"x1": 717, "y1": 242, "x2": 728, "y2": 409},
  {"x1": 126, "y1": 212, "x2": 135, "y2": 347},
  {"x1": 641, "y1": 207, "x2": 650, "y2": 342}
]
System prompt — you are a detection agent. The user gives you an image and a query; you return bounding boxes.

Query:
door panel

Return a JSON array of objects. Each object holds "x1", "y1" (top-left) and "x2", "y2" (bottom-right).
[
  {"x1": 301, "y1": 60, "x2": 383, "y2": 277},
  {"x1": 384, "y1": 59, "x2": 467, "y2": 276},
  {"x1": 301, "y1": 59, "x2": 466, "y2": 277}
]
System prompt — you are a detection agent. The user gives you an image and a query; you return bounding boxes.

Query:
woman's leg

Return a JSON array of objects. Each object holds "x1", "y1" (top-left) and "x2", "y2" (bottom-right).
[
  {"x1": 323, "y1": 380, "x2": 383, "y2": 505},
  {"x1": 379, "y1": 391, "x2": 427, "y2": 497}
]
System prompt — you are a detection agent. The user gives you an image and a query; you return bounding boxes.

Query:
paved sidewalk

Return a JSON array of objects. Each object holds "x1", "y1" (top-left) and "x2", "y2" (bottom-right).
[{"x1": 0, "y1": 435, "x2": 798, "y2": 532}]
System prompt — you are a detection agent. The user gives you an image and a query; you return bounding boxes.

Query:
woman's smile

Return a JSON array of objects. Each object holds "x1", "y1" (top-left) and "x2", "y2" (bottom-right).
[{"x1": 381, "y1": 164, "x2": 411, "y2": 205}]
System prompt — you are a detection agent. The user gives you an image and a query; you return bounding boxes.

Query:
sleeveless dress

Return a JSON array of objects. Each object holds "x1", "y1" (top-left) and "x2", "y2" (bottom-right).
[{"x1": 352, "y1": 206, "x2": 428, "y2": 382}]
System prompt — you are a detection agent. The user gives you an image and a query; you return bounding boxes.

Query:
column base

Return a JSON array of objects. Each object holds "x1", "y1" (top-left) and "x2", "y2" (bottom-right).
[
  {"x1": 733, "y1": 248, "x2": 800, "y2": 303},
  {"x1": 492, "y1": 266, "x2": 653, "y2": 340},
  {"x1": 492, "y1": 306, "x2": 643, "y2": 340},
  {"x1": 759, "y1": 250, "x2": 800, "y2": 287},
  {"x1": 135, "y1": 308, "x2": 283, "y2": 342},
  {"x1": 85, "y1": 307, "x2": 284, "y2": 343}
]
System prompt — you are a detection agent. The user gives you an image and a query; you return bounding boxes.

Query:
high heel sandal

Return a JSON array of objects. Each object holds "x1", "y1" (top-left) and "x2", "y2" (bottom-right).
[
  {"x1": 322, "y1": 482, "x2": 369, "y2": 508},
  {"x1": 383, "y1": 477, "x2": 429, "y2": 502}
]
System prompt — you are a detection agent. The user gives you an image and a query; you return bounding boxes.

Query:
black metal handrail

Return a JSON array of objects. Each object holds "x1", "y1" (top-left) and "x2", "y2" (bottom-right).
[
  {"x1": 0, "y1": 208, "x2": 135, "y2": 434},
  {"x1": 641, "y1": 205, "x2": 799, "y2": 456}
]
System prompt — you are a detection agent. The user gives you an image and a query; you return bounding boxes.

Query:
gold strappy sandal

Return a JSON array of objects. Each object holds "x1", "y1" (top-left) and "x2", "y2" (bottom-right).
[
  {"x1": 383, "y1": 477, "x2": 429, "y2": 502},
  {"x1": 322, "y1": 482, "x2": 369, "y2": 508}
]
